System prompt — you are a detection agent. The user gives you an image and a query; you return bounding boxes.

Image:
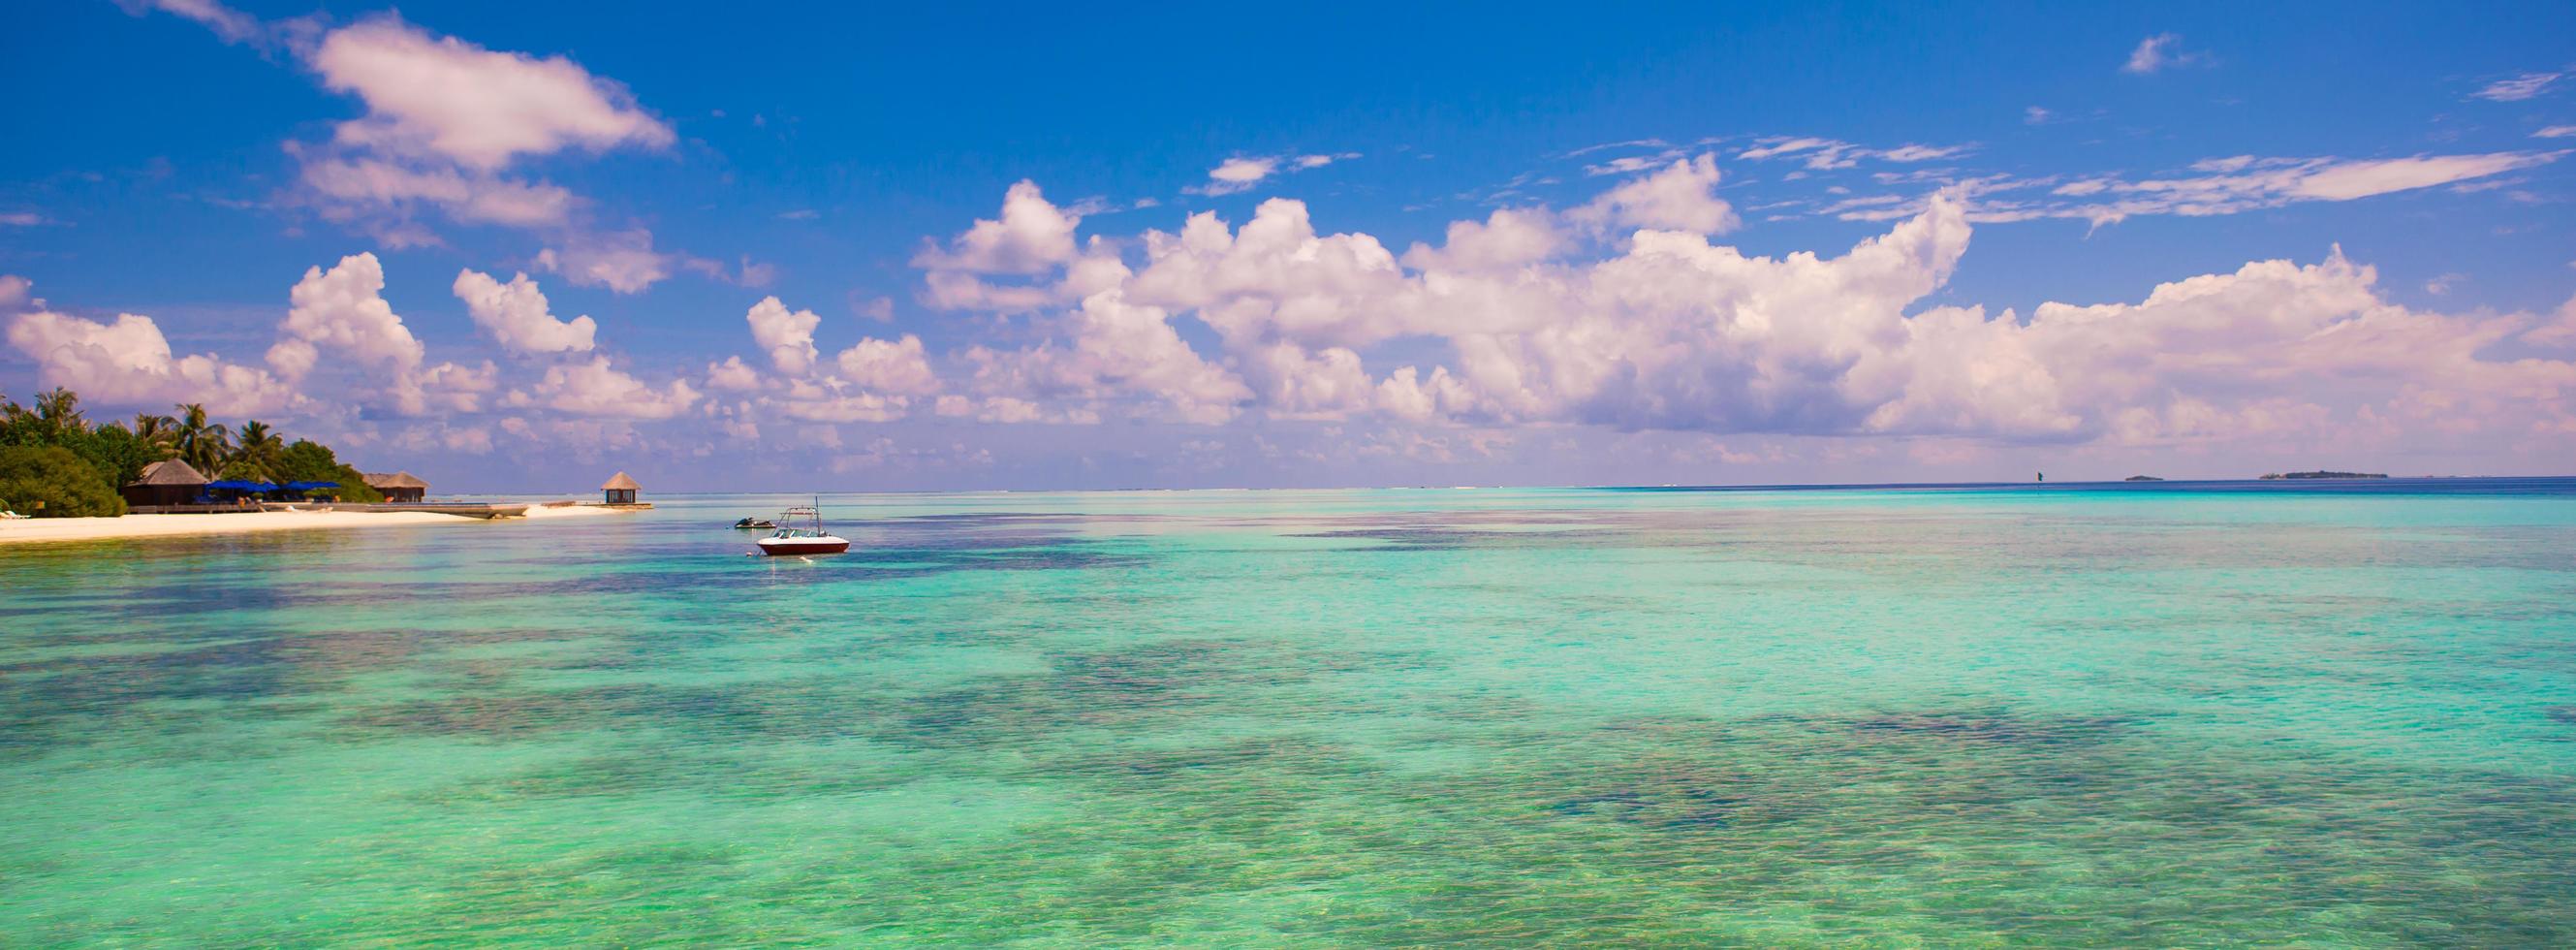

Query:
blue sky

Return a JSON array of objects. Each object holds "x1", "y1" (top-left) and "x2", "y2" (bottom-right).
[{"x1": 5, "y1": 1, "x2": 2574, "y2": 491}]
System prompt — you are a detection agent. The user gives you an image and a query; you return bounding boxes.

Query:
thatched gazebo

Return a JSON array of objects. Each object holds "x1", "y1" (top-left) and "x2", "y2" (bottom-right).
[
  {"x1": 363, "y1": 471, "x2": 429, "y2": 503},
  {"x1": 121, "y1": 459, "x2": 209, "y2": 509},
  {"x1": 601, "y1": 471, "x2": 642, "y2": 505}
]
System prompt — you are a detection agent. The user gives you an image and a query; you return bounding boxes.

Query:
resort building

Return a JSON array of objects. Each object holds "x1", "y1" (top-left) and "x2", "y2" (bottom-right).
[
  {"x1": 120, "y1": 459, "x2": 209, "y2": 509},
  {"x1": 362, "y1": 471, "x2": 429, "y2": 503},
  {"x1": 602, "y1": 471, "x2": 642, "y2": 505}
]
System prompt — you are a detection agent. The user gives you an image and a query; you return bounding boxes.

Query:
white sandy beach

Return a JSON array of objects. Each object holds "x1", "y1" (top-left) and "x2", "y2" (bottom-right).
[{"x1": 0, "y1": 502, "x2": 625, "y2": 547}]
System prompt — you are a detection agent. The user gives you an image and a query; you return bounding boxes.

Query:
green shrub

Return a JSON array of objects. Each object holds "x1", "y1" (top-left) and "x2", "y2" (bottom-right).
[
  {"x1": 0, "y1": 446, "x2": 127, "y2": 518},
  {"x1": 330, "y1": 463, "x2": 385, "y2": 502}
]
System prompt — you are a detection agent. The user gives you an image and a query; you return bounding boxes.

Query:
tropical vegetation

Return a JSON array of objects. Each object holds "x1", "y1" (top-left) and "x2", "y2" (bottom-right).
[{"x1": 0, "y1": 388, "x2": 383, "y2": 517}]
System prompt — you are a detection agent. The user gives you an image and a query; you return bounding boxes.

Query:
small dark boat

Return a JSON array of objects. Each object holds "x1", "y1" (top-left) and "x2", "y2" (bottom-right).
[{"x1": 733, "y1": 517, "x2": 776, "y2": 530}]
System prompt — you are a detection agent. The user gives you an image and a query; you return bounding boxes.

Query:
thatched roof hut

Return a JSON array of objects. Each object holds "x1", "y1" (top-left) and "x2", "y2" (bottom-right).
[
  {"x1": 363, "y1": 470, "x2": 429, "y2": 503},
  {"x1": 121, "y1": 459, "x2": 210, "y2": 508},
  {"x1": 135, "y1": 459, "x2": 209, "y2": 486},
  {"x1": 601, "y1": 471, "x2": 642, "y2": 505}
]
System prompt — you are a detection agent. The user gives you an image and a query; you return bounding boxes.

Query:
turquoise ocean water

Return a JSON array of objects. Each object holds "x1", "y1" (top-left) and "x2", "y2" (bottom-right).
[{"x1": 3, "y1": 481, "x2": 2573, "y2": 945}]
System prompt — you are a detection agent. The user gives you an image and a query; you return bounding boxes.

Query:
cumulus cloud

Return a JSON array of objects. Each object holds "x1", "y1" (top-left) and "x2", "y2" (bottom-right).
[
  {"x1": 269, "y1": 252, "x2": 424, "y2": 380},
  {"x1": 961, "y1": 290, "x2": 1253, "y2": 424},
  {"x1": 507, "y1": 355, "x2": 700, "y2": 419},
  {"x1": 452, "y1": 269, "x2": 597, "y2": 354},
  {"x1": 706, "y1": 356, "x2": 761, "y2": 391},
  {"x1": 695, "y1": 293, "x2": 950, "y2": 430},
  {"x1": 912, "y1": 180, "x2": 1080, "y2": 274},
  {"x1": 2122, "y1": 33, "x2": 2210, "y2": 75},
  {"x1": 833, "y1": 334, "x2": 941, "y2": 396},
  {"x1": 744, "y1": 296, "x2": 822, "y2": 374},
  {"x1": 1569, "y1": 154, "x2": 1737, "y2": 234},
  {"x1": 895, "y1": 172, "x2": 2576, "y2": 453},
  {"x1": 1400, "y1": 208, "x2": 1565, "y2": 271},
  {"x1": 7, "y1": 287, "x2": 297, "y2": 416},
  {"x1": 269, "y1": 251, "x2": 490, "y2": 416},
  {"x1": 2474, "y1": 72, "x2": 2561, "y2": 103}
]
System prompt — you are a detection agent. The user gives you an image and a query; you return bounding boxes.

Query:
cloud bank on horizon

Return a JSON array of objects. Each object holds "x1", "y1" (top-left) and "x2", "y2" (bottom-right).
[{"x1": 6, "y1": 2, "x2": 2575, "y2": 489}]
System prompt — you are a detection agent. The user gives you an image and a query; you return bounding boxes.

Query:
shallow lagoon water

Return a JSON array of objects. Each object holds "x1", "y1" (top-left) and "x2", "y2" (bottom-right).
[{"x1": 4, "y1": 482, "x2": 2573, "y2": 944}]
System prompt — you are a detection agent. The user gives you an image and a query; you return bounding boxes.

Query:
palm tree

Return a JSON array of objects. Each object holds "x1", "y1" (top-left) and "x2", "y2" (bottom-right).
[
  {"x1": 31, "y1": 388, "x2": 83, "y2": 441},
  {"x1": 228, "y1": 420, "x2": 285, "y2": 482},
  {"x1": 173, "y1": 403, "x2": 231, "y2": 475},
  {"x1": 132, "y1": 412, "x2": 179, "y2": 459}
]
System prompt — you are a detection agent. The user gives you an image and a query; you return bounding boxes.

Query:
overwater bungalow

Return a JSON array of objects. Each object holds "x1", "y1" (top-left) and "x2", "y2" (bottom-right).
[
  {"x1": 120, "y1": 459, "x2": 209, "y2": 509},
  {"x1": 362, "y1": 471, "x2": 429, "y2": 503},
  {"x1": 601, "y1": 471, "x2": 643, "y2": 506}
]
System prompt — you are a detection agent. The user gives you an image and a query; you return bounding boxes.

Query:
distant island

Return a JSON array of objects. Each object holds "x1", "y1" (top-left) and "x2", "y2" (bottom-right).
[
  {"x1": 2124, "y1": 475, "x2": 2164, "y2": 481},
  {"x1": 2259, "y1": 471, "x2": 2389, "y2": 480}
]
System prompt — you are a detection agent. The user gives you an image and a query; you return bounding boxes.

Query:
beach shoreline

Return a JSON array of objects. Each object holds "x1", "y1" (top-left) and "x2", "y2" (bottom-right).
[{"x1": 0, "y1": 502, "x2": 626, "y2": 547}]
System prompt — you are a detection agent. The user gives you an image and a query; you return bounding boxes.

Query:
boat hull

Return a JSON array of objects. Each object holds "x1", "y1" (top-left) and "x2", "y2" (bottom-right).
[{"x1": 756, "y1": 537, "x2": 849, "y2": 556}]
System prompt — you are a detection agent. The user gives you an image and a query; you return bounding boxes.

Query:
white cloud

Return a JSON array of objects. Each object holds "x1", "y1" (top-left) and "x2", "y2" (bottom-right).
[
  {"x1": 297, "y1": 155, "x2": 576, "y2": 230},
  {"x1": 1190, "y1": 157, "x2": 1279, "y2": 196},
  {"x1": 415, "y1": 360, "x2": 498, "y2": 413},
  {"x1": 1186, "y1": 152, "x2": 1360, "y2": 196},
  {"x1": 744, "y1": 296, "x2": 821, "y2": 375},
  {"x1": 270, "y1": 251, "x2": 424, "y2": 380},
  {"x1": 250, "y1": 14, "x2": 696, "y2": 270},
  {"x1": 912, "y1": 180, "x2": 1080, "y2": 274},
  {"x1": 1877, "y1": 144, "x2": 1968, "y2": 163},
  {"x1": 2534, "y1": 126, "x2": 2576, "y2": 139},
  {"x1": 2024, "y1": 106, "x2": 2054, "y2": 125},
  {"x1": 120, "y1": 0, "x2": 268, "y2": 47},
  {"x1": 1569, "y1": 153, "x2": 1738, "y2": 234},
  {"x1": 536, "y1": 230, "x2": 672, "y2": 294},
  {"x1": 2122, "y1": 33, "x2": 2210, "y2": 75},
  {"x1": 1584, "y1": 151, "x2": 1685, "y2": 176},
  {"x1": 268, "y1": 251, "x2": 456, "y2": 415},
  {"x1": 7, "y1": 302, "x2": 296, "y2": 416},
  {"x1": 960, "y1": 289, "x2": 1253, "y2": 424},
  {"x1": 2289, "y1": 153, "x2": 2560, "y2": 199},
  {"x1": 899, "y1": 174, "x2": 2576, "y2": 451},
  {"x1": 833, "y1": 334, "x2": 941, "y2": 396},
  {"x1": 1400, "y1": 208, "x2": 1565, "y2": 271},
  {"x1": 507, "y1": 355, "x2": 700, "y2": 419},
  {"x1": 0, "y1": 274, "x2": 27, "y2": 309},
  {"x1": 309, "y1": 16, "x2": 672, "y2": 171},
  {"x1": 2474, "y1": 72, "x2": 2562, "y2": 103},
  {"x1": 1838, "y1": 151, "x2": 2565, "y2": 226},
  {"x1": 1733, "y1": 137, "x2": 1973, "y2": 171},
  {"x1": 0, "y1": 212, "x2": 47, "y2": 227},
  {"x1": 452, "y1": 269, "x2": 597, "y2": 354},
  {"x1": 706, "y1": 355, "x2": 761, "y2": 391}
]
